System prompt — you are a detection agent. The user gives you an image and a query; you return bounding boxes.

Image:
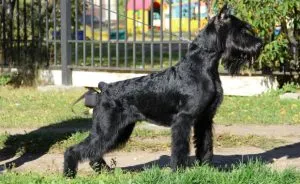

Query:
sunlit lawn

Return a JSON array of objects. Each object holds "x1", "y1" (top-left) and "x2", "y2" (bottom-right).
[{"x1": 0, "y1": 86, "x2": 299, "y2": 128}]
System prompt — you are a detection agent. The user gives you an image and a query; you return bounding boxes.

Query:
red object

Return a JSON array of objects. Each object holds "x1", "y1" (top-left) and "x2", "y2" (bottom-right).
[
  {"x1": 127, "y1": 0, "x2": 160, "y2": 10},
  {"x1": 153, "y1": 2, "x2": 160, "y2": 9}
]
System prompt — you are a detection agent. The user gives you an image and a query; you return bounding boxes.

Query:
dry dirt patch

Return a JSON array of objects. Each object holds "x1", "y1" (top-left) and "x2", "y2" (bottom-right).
[{"x1": 0, "y1": 124, "x2": 300, "y2": 174}]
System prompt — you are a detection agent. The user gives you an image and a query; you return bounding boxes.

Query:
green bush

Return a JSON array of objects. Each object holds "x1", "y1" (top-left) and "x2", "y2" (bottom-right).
[
  {"x1": 282, "y1": 82, "x2": 300, "y2": 93},
  {"x1": 0, "y1": 74, "x2": 11, "y2": 86},
  {"x1": 217, "y1": 0, "x2": 299, "y2": 72}
]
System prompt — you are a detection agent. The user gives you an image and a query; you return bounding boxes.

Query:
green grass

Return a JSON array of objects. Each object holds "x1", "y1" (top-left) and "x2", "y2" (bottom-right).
[
  {"x1": 0, "y1": 86, "x2": 299, "y2": 183},
  {"x1": 0, "y1": 86, "x2": 299, "y2": 128},
  {"x1": 0, "y1": 74, "x2": 11, "y2": 86},
  {"x1": 214, "y1": 94, "x2": 300, "y2": 125},
  {"x1": 131, "y1": 128, "x2": 171, "y2": 138},
  {"x1": 0, "y1": 86, "x2": 88, "y2": 128},
  {"x1": 215, "y1": 133, "x2": 286, "y2": 150},
  {"x1": 0, "y1": 161, "x2": 299, "y2": 184}
]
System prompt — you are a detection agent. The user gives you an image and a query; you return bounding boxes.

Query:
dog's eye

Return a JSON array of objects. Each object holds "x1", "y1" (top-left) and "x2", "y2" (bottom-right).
[
  {"x1": 243, "y1": 24, "x2": 256, "y2": 35},
  {"x1": 244, "y1": 28, "x2": 255, "y2": 36}
]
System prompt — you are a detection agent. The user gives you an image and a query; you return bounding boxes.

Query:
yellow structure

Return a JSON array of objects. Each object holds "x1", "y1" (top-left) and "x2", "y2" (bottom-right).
[
  {"x1": 127, "y1": 0, "x2": 208, "y2": 34},
  {"x1": 85, "y1": 26, "x2": 109, "y2": 40},
  {"x1": 126, "y1": 0, "x2": 162, "y2": 34}
]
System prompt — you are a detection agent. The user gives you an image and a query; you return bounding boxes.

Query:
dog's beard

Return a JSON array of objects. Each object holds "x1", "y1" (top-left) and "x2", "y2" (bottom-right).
[
  {"x1": 222, "y1": 37, "x2": 262, "y2": 75},
  {"x1": 222, "y1": 54, "x2": 249, "y2": 75}
]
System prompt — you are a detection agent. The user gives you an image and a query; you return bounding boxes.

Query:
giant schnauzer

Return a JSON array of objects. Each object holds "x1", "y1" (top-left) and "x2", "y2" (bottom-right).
[{"x1": 64, "y1": 4, "x2": 263, "y2": 177}]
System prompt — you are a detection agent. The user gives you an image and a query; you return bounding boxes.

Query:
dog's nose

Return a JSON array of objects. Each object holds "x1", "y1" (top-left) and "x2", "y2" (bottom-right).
[
  {"x1": 245, "y1": 24, "x2": 253, "y2": 30},
  {"x1": 259, "y1": 41, "x2": 264, "y2": 50},
  {"x1": 256, "y1": 38, "x2": 264, "y2": 50}
]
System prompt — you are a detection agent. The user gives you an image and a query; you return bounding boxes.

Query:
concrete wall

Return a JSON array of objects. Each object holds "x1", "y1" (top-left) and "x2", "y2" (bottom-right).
[
  {"x1": 221, "y1": 76, "x2": 278, "y2": 96},
  {"x1": 39, "y1": 69, "x2": 278, "y2": 96}
]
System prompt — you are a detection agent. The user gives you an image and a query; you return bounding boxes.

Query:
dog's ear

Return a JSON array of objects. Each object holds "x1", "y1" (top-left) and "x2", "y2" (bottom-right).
[{"x1": 218, "y1": 4, "x2": 230, "y2": 20}]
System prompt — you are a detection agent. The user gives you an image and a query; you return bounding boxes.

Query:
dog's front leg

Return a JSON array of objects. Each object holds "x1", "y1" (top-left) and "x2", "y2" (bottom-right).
[
  {"x1": 193, "y1": 118, "x2": 213, "y2": 164},
  {"x1": 194, "y1": 85, "x2": 222, "y2": 164},
  {"x1": 170, "y1": 113, "x2": 192, "y2": 171}
]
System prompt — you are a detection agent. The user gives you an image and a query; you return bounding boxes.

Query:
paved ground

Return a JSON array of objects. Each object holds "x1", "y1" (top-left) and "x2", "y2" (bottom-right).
[{"x1": 1, "y1": 124, "x2": 300, "y2": 174}]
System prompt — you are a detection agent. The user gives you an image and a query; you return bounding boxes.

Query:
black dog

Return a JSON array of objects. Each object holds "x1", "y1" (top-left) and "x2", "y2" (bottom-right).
[{"x1": 64, "y1": 4, "x2": 262, "y2": 177}]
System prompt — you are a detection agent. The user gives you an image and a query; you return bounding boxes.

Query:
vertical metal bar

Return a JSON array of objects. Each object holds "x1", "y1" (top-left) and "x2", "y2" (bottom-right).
[
  {"x1": 116, "y1": 0, "x2": 119, "y2": 67},
  {"x1": 38, "y1": 0, "x2": 42, "y2": 62},
  {"x1": 83, "y1": 0, "x2": 86, "y2": 66},
  {"x1": 188, "y1": 0, "x2": 191, "y2": 41},
  {"x1": 160, "y1": 0, "x2": 163, "y2": 69},
  {"x1": 151, "y1": 0, "x2": 154, "y2": 69},
  {"x1": 31, "y1": 0, "x2": 34, "y2": 64},
  {"x1": 99, "y1": 0, "x2": 103, "y2": 66},
  {"x1": 108, "y1": 0, "x2": 111, "y2": 67},
  {"x1": 133, "y1": 0, "x2": 136, "y2": 69},
  {"x1": 198, "y1": 1, "x2": 200, "y2": 30},
  {"x1": 1, "y1": 0, "x2": 6, "y2": 65},
  {"x1": 206, "y1": 1, "x2": 211, "y2": 21},
  {"x1": 30, "y1": 0, "x2": 36, "y2": 64},
  {"x1": 61, "y1": 0, "x2": 72, "y2": 85},
  {"x1": 142, "y1": 0, "x2": 145, "y2": 69},
  {"x1": 91, "y1": 0, "x2": 94, "y2": 66},
  {"x1": 9, "y1": 0, "x2": 13, "y2": 65},
  {"x1": 178, "y1": 0, "x2": 182, "y2": 61},
  {"x1": 179, "y1": 0, "x2": 182, "y2": 61},
  {"x1": 53, "y1": 0, "x2": 57, "y2": 65},
  {"x1": 75, "y1": 0, "x2": 78, "y2": 65},
  {"x1": 124, "y1": 0, "x2": 128, "y2": 67},
  {"x1": 0, "y1": 4, "x2": 2, "y2": 48},
  {"x1": 17, "y1": 0, "x2": 20, "y2": 64},
  {"x1": 46, "y1": 0, "x2": 49, "y2": 66},
  {"x1": 24, "y1": 0, "x2": 28, "y2": 60},
  {"x1": 169, "y1": 0, "x2": 172, "y2": 67}
]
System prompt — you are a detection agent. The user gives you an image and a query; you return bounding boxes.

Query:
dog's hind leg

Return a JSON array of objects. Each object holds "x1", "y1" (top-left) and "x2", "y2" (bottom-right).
[
  {"x1": 89, "y1": 123, "x2": 136, "y2": 172},
  {"x1": 109, "y1": 123, "x2": 136, "y2": 150},
  {"x1": 89, "y1": 158, "x2": 109, "y2": 173},
  {"x1": 64, "y1": 129, "x2": 115, "y2": 177},
  {"x1": 63, "y1": 135, "x2": 99, "y2": 177}
]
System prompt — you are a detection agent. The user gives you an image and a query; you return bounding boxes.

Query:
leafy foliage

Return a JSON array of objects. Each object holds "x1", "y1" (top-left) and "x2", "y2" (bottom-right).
[
  {"x1": 281, "y1": 82, "x2": 300, "y2": 93},
  {"x1": 216, "y1": 0, "x2": 299, "y2": 72},
  {"x1": 0, "y1": 74, "x2": 11, "y2": 86}
]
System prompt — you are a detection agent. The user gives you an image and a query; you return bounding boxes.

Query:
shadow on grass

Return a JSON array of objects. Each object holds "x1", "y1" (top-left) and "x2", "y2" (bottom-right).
[
  {"x1": 0, "y1": 118, "x2": 92, "y2": 171},
  {"x1": 122, "y1": 142, "x2": 300, "y2": 171}
]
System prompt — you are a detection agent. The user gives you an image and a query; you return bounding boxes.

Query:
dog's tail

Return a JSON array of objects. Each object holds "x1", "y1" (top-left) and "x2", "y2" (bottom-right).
[{"x1": 71, "y1": 81, "x2": 108, "y2": 113}]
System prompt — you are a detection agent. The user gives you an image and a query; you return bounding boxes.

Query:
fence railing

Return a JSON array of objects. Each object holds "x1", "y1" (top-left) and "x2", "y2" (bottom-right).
[
  {"x1": 2, "y1": 1, "x2": 297, "y2": 85},
  {"x1": 53, "y1": 0, "x2": 210, "y2": 84},
  {"x1": 56, "y1": 0, "x2": 208, "y2": 69},
  {"x1": 1, "y1": 0, "x2": 210, "y2": 85},
  {"x1": 0, "y1": 0, "x2": 46, "y2": 67}
]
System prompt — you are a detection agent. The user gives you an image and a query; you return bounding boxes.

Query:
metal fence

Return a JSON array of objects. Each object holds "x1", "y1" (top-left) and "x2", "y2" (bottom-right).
[
  {"x1": 55, "y1": 0, "x2": 210, "y2": 84},
  {"x1": 0, "y1": 0, "x2": 210, "y2": 84},
  {"x1": 0, "y1": 0, "x2": 47, "y2": 67}
]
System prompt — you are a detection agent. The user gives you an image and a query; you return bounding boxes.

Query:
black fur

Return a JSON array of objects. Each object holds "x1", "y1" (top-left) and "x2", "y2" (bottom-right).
[{"x1": 63, "y1": 4, "x2": 262, "y2": 177}]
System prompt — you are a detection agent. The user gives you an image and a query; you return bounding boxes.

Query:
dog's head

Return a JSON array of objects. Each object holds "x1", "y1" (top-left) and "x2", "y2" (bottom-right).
[{"x1": 202, "y1": 4, "x2": 263, "y2": 75}]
